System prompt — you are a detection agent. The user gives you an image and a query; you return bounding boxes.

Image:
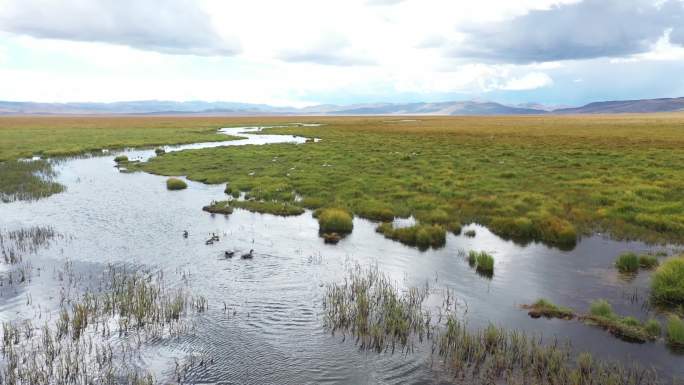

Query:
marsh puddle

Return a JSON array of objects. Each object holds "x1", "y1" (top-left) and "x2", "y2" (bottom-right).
[{"x1": 1, "y1": 125, "x2": 682, "y2": 383}]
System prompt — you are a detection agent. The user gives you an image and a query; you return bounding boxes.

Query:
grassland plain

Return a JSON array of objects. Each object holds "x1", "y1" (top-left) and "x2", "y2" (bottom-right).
[
  {"x1": 135, "y1": 114, "x2": 684, "y2": 246},
  {"x1": 0, "y1": 116, "x2": 240, "y2": 161}
]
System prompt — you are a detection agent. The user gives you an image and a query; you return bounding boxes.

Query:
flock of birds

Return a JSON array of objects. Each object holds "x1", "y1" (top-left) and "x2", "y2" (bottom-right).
[{"x1": 184, "y1": 230, "x2": 255, "y2": 259}]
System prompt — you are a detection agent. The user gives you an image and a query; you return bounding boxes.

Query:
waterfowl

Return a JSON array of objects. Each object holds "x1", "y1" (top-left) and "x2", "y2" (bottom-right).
[
  {"x1": 205, "y1": 238, "x2": 214, "y2": 245},
  {"x1": 183, "y1": 230, "x2": 188, "y2": 238},
  {"x1": 241, "y1": 249, "x2": 254, "y2": 259},
  {"x1": 224, "y1": 250, "x2": 235, "y2": 258}
]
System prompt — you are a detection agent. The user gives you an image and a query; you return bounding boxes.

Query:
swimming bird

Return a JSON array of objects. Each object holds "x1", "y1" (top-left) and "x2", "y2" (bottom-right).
[
  {"x1": 241, "y1": 249, "x2": 254, "y2": 259},
  {"x1": 205, "y1": 238, "x2": 214, "y2": 245},
  {"x1": 224, "y1": 250, "x2": 235, "y2": 258},
  {"x1": 183, "y1": 230, "x2": 188, "y2": 238}
]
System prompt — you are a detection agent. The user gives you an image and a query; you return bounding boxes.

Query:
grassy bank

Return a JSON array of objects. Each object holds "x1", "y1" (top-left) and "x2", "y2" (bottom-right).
[
  {"x1": 0, "y1": 116, "x2": 242, "y2": 161},
  {"x1": 136, "y1": 115, "x2": 684, "y2": 246}
]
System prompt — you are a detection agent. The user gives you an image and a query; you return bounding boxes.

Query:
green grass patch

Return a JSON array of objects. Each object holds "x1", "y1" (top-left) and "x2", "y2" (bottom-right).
[
  {"x1": 666, "y1": 315, "x2": 684, "y2": 347},
  {"x1": 615, "y1": 252, "x2": 640, "y2": 273},
  {"x1": 376, "y1": 223, "x2": 446, "y2": 249},
  {"x1": 645, "y1": 318, "x2": 662, "y2": 338},
  {"x1": 318, "y1": 208, "x2": 354, "y2": 234},
  {"x1": 651, "y1": 256, "x2": 684, "y2": 306},
  {"x1": 522, "y1": 298, "x2": 575, "y2": 319},
  {"x1": 114, "y1": 155, "x2": 129, "y2": 163},
  {"x1": 231, "y1": 200, "x2": 305, "y2": 216},
  {"x1": 166, "y1": 177, "x2": 187, "y2": 190},
  {"x1": 0, "y1": 160, "x2": 65, "y2": 202},
  {"x1": 0, "y1": 116, "x2": 240, "y2": 161}
]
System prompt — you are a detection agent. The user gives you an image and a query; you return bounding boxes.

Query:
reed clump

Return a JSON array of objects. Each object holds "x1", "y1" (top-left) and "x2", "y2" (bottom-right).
[
  {"x1": 615, "y1": 252, "x2": 640, "y2": 273},
  {"x1": 0, "y1": 226, "x2": 59, "y2": 264},
  {"x1": 467, "y1": 251, "x2": 494, "y2": 276},
  {"x1": 437, "y1": 316, "x2": 661, "y2": 385},
  {"x1": 323, "y1": 265, "x2": 431, "y2": 353},
  {"x1": 114, "y1": 155, "x2": 129, "y2": 163}
]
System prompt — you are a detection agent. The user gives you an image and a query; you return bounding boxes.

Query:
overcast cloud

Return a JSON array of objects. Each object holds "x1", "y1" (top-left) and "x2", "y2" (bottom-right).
[
  {"x1": 454, "y1": 0, "x2": 684, "y2": 63},
  {"x1": 0, "y1": 0, "x2": 240, "y2": 56},
  {"x1": 0, "y1": 0, "x2": 682, "y2": 106}
]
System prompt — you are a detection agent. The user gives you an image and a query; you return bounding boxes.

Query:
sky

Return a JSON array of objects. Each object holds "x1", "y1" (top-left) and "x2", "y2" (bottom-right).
[{"x1": 1, "y1": 0, "x2": 684, "y2": 107}]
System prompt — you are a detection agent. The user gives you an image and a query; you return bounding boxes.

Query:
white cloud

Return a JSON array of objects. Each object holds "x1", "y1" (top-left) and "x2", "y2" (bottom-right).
[
  {"x1": 499, "y1": 72, "x2": 554, "y2": 90},
  {"x1": 0, "y1": 0, "x2": 240, "y2": 56}
]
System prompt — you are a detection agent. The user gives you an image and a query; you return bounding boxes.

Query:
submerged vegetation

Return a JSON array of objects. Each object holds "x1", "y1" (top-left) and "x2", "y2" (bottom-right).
[
  {"x1": 376, "y1": 222, "x2": 446, "y2": 249},
  {"x1": 0, "y1": 226, "x2": 59, "y2": 264},
  {"x1": 0, "y1": 266, "x2": 208, "y2": 384},
  {"x1": 132, "y1": 115, "x2": 684, "y2": 247},
  {"x1": 0, "y1": 160, "x2": 64, "y2": 202},
  {"x1": 166, "y1": 177, "x2": 187, "y2": 190},
  {"x1": 651, "y1": 256, "x2": 684, "y2": 306}
]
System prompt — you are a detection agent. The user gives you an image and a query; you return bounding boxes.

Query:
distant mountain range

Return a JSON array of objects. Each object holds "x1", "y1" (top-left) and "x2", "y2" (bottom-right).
[{"x1": 1, "y1": 97, "x2": 684, "y2": 116}]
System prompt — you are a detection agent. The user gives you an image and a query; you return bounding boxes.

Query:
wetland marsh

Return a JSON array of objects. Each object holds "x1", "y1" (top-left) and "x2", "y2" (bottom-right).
[{"x1": 1, "y1": 115, "x2": 684, "y2": 384}]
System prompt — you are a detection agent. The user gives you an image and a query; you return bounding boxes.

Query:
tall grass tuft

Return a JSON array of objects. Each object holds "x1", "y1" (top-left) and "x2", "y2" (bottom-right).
[
  {"x1": 615, "y1": 252, "x2": 639, "y2": 273},
  {"x1": 666, "y1": 315, "x2": 684, "y2": 347},
  {"x1": 589, "y1": 299, "x2": 614, "y2": 318},
  {"x1": 651, "y1": 256, "x2": 684, "y2": 306},
  {"x1": 318, "y1": 208, "x2": 353, "y2": 234}
]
